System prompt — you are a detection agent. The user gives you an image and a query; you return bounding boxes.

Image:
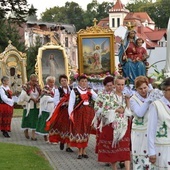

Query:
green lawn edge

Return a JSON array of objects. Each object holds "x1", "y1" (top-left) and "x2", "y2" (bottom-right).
[{"x1": 0, "y1": 143, "x2": 53, "y2": 170}]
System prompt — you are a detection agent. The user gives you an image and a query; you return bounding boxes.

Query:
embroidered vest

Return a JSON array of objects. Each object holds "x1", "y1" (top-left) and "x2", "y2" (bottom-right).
[
  {"x1": 131, "y1": 95, "x2": 149, "y2": 131},
  {"x1": 73, "y1": 88, "x2": 94, "y2": 108},
  {"x1": 58, "y1": 86, "x2": 72, "y2": 98},
  {"x1": 153, "y1": 100, "x2": 170, "y2": 145}
]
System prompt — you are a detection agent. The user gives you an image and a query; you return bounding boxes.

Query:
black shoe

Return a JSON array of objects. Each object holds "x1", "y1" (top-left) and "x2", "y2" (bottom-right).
[
  {"x1": 82, "y1": 154, "x2": 89, "y2": 158},
  {"x1": 119, "y1": 162, "x2": 125, "y2": 168},
  {"x1": 77, "y1": 155, "x2": 82, "y2": 159},
  {"x1": 60, "y1": 143, "x2": 64, "y2": 150},
  {"x1": 66, "y1": 147, "x2": 74, "y2": 152},
  {"x1": 3, "y1": 131, "x2": 10, "y2": 138},
  {"x1": 105, "y1": 163, "x2": 110, "y2": 167},
  {"x1": 31, "y1": 137, "x2": 37, "y2": 141}
]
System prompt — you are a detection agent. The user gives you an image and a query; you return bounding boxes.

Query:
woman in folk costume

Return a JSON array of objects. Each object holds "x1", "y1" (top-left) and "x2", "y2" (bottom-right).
[
  {"x1": 17, "y1": 74, "x2": 41, "y2": 141},
  {"x1": 0, "y1": 76, "x2": 14, "y2": 138},
  {"x1": 94, "y1": 76, "x2": 132, "y2": 170},
  {"x1": 130, "y1": 76, "x2": 161, "y2": 169},
  {"x1": 36, "y1": 76, "x2": 56, "y2": 141},
  {"x1": 68, "y1": 75, "x2": 97, "y2": 159},
  {"x1": 46, "y1": 74, "x2": 73, "y2": 152},
  {"x1": 147, "y1": 77, "x2": 170, "y2": 169}
]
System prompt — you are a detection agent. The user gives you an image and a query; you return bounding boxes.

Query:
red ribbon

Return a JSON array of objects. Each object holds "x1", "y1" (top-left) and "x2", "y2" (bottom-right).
[
  {"x1": 69, "y1": 91, "x2": 92, "y2": 123},
  {"x1": 45, "y1": 94, "x2": 69, "y2": 131}
]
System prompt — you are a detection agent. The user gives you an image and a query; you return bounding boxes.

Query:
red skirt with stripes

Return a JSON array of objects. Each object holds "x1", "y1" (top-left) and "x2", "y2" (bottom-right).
[
  {"x1": 49, "y1": 106, "x2": 70, "y2": 144},
  {"x1": 69, "y1": 105, "x2": 95, "y2": 148},
  {"x1": 0, "y1": 103, "x2": 13, "y2": 131},
  {"x1": 96, "y1": 119, "x2": 131, "y2": 163}
]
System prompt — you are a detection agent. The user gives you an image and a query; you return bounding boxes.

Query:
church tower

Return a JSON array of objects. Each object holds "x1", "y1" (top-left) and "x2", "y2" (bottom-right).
[{"x1": 109, "y1": 0, "x2": 129, "y2": 31}]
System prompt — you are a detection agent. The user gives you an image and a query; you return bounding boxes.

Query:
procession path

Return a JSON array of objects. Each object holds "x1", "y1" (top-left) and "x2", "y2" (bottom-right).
[{"x1": 0, "y1": 118, "x2": 124, "y2": 170}]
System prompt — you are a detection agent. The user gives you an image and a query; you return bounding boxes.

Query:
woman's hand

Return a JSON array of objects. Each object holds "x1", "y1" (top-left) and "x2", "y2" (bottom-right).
[
  {"x1": 149, "y1": 155, "x2": 156, "y2": 164},
  {"x1": 123, "y1": 55, "x2": 127, "y2": 60},
  {"x1": 125, "y1": 95, "x2": 130, "y2": 108},
  {"x1": 115, "y1": 106, "x2": 124, "y2": 114}
]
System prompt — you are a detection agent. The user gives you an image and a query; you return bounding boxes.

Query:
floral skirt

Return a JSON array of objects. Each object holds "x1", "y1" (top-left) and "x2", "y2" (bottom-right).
[
  {"x1": 154, "y1": 145, "x2": 170, "y2": 169},
  {"x1": 0, "y1": 103, "x2": 13, "y2": 131}
]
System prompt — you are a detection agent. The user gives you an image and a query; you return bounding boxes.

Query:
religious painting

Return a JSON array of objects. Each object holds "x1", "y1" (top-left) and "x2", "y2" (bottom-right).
[
  {"x1": 36, "y1": 45, "x2": 68, "y2": 87},
  {"x1": 82, "y1": 37, "x2": 111, "y2": 74},
  {"x1": 77, "y1": 21, "x2": 115, "y2": 75}
]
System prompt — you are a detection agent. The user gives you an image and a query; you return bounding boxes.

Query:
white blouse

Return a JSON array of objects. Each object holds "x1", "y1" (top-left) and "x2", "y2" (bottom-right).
[
  {"x1": 0, "y1": 85, "x2": 14, "y2": 106},
  {"x1": 68, "y1": 86, "x2": 97, "y2": 116}
]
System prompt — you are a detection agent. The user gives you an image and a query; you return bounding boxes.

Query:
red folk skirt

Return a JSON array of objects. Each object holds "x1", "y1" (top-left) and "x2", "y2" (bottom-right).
[
  {"x1": 49, "y1": 106, "x2": 70, "y2": 144},
  {"x1": 96, "y1": 119, "x2": 131, "y2": 163},
  {"x1": 69, "y1": 105, "x2": 95, "y2": 148},
  {"x1": 0, "y1": 103, "x2": 13, "y2": 131}
]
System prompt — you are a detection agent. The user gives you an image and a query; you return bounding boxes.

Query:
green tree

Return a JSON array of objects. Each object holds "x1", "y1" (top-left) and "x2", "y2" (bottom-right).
[
  {"x1": 65, "y1": 2, "x2": 85, "y2": 31},
  {"x1": 126, "y1": 0, "x2": 170, "y2": 28},
  {"x1": 0, "y1": 20, "x2": 25, "y2": 52},
  {"x1": 41, "y1": 6, "x2": 67, "y2": 23},
  {"x1": 41, "y1": 0, "x2": 113, "y2": 31},
  {"x1": 41, "y1": 2, "x2": 85, "y2": 31},
  {"x1": 26, "y1": 37, "x2": 42, "y2": 78},
  {"x1": 0, "y1": 0, "x2": 36, "y2": 24},
  {"x1": 27, "y1": 5, "x2": 38, "y2": 21}
]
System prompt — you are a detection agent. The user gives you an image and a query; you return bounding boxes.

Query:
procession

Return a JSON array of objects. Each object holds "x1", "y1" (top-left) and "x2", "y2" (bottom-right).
[{"x1": 0, "y1": 0, "x2": 170, "y2": 170}]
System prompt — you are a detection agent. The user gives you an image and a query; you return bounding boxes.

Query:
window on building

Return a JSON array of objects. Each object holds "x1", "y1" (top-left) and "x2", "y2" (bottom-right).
[
  {"x1": 117, "y1": 18, "x2": 120, "y2": 27},
  {"x1": 65, "y1": 37, "x2": 68, "y2": 47},
  {"x1": 158, "y1": 41, "x2": 164, "y2": 47},
  {"x1": 112, "y1": 18, "x2": 115, "y2": 27}
]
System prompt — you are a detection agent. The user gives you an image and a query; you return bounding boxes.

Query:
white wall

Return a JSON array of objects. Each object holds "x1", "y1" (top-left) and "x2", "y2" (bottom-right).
[{"x1": 147, "y1": 47, "x2": 166, "y2": 76}]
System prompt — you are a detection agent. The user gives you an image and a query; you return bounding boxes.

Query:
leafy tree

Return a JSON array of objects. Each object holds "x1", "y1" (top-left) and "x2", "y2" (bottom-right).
[
  {"x1": 62, "y1": 1, "x2": 85, "y2": 31},
  {"x1": 0, "y1": 20, "x2": 25, "y2": 52},
  {"x1": 126, "y1": 0, "x2": 170, "y2": 28},
  {"x1": 41, "y1": 2, "x2": 85, "y2": 31},
  {"x1": 0, "y1": 0, "x2": 36, "y2": 24},
  {"x1": 41, "y1": 6, "x2": 67, "y2": 23},
  {"x1": 41, "y1": 0, "x2": 113, "y2": 31},
  {"x1": 27, "y1": 5, "x2": 38, "y2": 21},
  {"x1": 26, "y1": 37, "x2": 42, "y2": 78}
]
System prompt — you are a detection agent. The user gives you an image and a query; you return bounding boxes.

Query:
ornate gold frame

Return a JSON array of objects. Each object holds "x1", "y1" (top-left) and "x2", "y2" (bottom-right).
[
  {"x1": 77, "y1": 18, "x2": 115, "y2": 75},
  {"x1": 35, "y1": 44, "x2": 69, "y2": 88},
  {"x1": 0, "y1": 41, "x2": 27, "y2": 85}
]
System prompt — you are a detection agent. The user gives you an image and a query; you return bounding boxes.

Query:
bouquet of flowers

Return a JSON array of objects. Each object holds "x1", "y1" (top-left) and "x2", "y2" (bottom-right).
[{"x1": 148, "y1": 88, "x2": 163, "y2": 102}]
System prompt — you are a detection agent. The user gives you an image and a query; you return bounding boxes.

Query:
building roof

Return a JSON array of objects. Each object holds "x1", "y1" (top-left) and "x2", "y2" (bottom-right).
[
  {"x1": 97, "y1": 17, "x2": 109, "y2": 28},
  {"x1": 109, "y1": 0, "x2": 129, "y2": 13},
  {"x1": 145, "y1": 30, "x2": 167, "y2": 41},
  {"x1": 124, "y1": 12, "x2": 155, "y2": 24},
  {"x1": 26, "y1": 21, "x2": 76, "y2": 34}
]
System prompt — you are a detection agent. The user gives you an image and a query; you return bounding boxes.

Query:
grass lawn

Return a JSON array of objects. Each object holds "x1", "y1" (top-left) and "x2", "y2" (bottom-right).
[{"x1": 0, "y1": 143, "x2": 53, "y2": 170}]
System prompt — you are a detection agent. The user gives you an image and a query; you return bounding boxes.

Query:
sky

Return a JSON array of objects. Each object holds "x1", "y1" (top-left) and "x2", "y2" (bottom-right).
[{"x1": 27, "y1": 0, "x2": 128, "y2": 18}]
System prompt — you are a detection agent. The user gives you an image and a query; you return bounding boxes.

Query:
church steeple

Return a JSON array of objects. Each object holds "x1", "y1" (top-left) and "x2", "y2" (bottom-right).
[
  {"x1": 109, "y1": 0, "x2": 129, "y2": 31},
  {"x1": 110, "y1": 0, "x2": 127, "y2": 12}
]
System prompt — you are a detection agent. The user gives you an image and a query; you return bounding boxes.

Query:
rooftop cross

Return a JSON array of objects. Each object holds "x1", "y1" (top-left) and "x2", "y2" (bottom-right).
[{"x1": 93, "y1": 18, "x2": 98, "y2": 26}]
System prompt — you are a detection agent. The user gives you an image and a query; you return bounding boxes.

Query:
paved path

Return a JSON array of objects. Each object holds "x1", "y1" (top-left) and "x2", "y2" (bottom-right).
[{"x1": 0, "y1": 118, "x2": 124, "y2": 170}]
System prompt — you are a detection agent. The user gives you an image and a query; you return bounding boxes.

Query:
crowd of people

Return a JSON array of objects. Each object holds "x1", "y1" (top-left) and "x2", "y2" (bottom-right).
[{"x1": 1, "y1": 73, "x2": 170, "y2": 170}]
